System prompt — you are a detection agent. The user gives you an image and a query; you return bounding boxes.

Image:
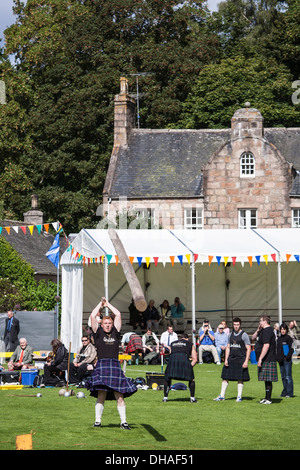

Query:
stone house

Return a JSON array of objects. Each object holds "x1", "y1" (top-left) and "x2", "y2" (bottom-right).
[{"x1": 103, "y1": 78, "x2": 300, "y2": 230}]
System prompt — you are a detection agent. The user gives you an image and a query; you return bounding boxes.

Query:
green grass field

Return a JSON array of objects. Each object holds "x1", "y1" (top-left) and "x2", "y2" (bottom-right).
[{"x1": 1, "y1": 362, "x2": 299, "y2": 451}]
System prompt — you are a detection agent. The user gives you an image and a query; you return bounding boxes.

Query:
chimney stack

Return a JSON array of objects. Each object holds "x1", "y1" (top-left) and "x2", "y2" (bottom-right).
[
  {"x1": 23, "y1": 194, "x2": 44, "y2": 225},
  {"x1": 114, "y1": 77, "x2": 135, "y2": 148}
]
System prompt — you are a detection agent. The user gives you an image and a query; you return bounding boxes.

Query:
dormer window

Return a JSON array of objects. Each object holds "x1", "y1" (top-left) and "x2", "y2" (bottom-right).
[{"x1": 240, "y1": 152, "x2": 255, "y2": 178}]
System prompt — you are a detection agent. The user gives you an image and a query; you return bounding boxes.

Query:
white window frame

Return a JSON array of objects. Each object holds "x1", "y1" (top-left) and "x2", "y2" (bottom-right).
[
  {"x1": 184, "y1": 208, "x2": 203, "y2": 229},
  {"x1": 240, "y1": 152, "x2": 255, "y2": 178},
  {"x1": 238, "y1": 209, "x2": 257, "y2": 229},
  {"x1": 292, "y1": 209, "x2": 300, "y2": 227}
]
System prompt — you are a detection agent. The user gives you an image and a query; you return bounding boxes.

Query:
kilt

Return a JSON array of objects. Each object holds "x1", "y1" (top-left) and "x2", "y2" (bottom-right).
[
  {"x1": 258, "y1": 361, "x2": 278, "y2": 382},
  {"x1": 221, "y1": 362, "x2": 250, "y2": 382},
  {"x1": 86, "y1": 358, "x2": 137, "y2": 399},
  {"x1": 164, "y1": 353, "x2": 194, "y2": 382},
  {"x1": 125, "y1": 335, "x2": 143, "y2": 354}
]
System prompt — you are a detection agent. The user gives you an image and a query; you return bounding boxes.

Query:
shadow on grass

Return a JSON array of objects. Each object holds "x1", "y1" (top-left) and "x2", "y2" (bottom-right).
[{"x1": 141, "y1": 424, "x2": 167, "y2": 441}]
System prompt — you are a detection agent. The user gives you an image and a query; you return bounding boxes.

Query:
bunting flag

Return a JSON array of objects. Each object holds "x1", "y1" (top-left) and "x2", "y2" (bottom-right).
[
  {"x1": 286, "y1": 254, "x2": 291, "y2": 263},
  {"x1": 255, "y1": 255, "x2": 261, "y2": 265},
  {"x1": 145, "y1": 257, "x2": 151, "y2": 268},
  {"x1": 224, "y1": 256, "x2": 229, "y2": 266},
  {"x1": 208, "y1": 255, "x2": 213, "y2": 266},
  {"x1": 263, "y1": 255, "x2": 268, "y2": 265},
  {"x1": 0, "y1": 221, "x2": 61, "y2": 236},
  {"x1": 232, "y1": 257, "x2": 237, "y2": 266},
  {"x1": 247, "y1": 256, "x2": 253, "y2": 267}
]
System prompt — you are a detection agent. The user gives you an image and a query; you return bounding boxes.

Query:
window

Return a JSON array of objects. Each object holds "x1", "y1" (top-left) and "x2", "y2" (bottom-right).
[
  {"x1": 184, "y1": 208, "x2": 203, "y2": 229},
  {"x1": 239, "y1": 209, "x2": 257, "y2": 229},
  {"x1": 292, "y1": 209, "x2": 300, "y2": 227},
  {"x1": 240, "y1": 152, "x2": 255, "y2": 177}
]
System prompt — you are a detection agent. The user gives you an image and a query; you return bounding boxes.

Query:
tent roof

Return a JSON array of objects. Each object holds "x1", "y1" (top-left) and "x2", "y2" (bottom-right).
[{"x1": 61, "y1": 228, "x2": 300, "y2": 266}]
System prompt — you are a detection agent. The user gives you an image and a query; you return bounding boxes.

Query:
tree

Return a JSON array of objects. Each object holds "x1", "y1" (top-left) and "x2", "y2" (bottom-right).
[
  {"x1": 1, "y1": 0, "x2": 218, "y2": 233},
  {"x1": 179, "y1": 55, "x2": 300, "y2": 129}
]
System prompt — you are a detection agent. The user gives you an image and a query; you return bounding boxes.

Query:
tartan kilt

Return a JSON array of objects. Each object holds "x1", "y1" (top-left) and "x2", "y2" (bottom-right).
[
  {"x1": 164, "y1": 353, "x2": 194, "y2": 382},
  {"x1": 221, "y1": 362, "x2": 250, "y2": 382},
  {"x1": 257, "y1": 361, "x2": 278, "y2": 382},
  {"x1": 125, "y1": 335, "x2": 143, "y2": 354},
  {"x1": 86, "y1": 358, "x2": 137, "y2": 400}
]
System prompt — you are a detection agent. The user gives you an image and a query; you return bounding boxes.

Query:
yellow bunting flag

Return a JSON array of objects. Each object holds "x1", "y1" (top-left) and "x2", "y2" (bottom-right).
[
  {"x1": 185, "y1": 254, "x2": 191, "y2": 265},
  {"x1": 145, "y1": 257, "x2": 151, "y2": 268},
  {"x1": 29, "y1": 225, "x2": 34, "y2": 235},
  {"x1": 224, "y1": 256, "x2": 229, "y2": 266},
  {"x1": 263, "y1": 255, "x2": 268, "y2": 265}
]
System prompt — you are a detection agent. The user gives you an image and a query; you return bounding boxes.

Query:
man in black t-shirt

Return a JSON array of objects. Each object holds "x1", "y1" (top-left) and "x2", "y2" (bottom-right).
[
  {"x1": 255, "y1": 315, "x2": 278, "y2": 404},
  {"x1": 86, "y1": 297, "x2": 137, "y2": 429}
]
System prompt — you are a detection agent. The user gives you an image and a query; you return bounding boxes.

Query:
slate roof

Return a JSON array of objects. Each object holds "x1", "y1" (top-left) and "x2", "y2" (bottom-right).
[
  {"x1": 0, "y1": 220, "x2": 64, "y2": 276},
  {"x1": 110, "y1": 129, "x2": 230, "y2": 198},
  {"x1": 108, "y1": 127, "x2": 300, "y2": 198}
]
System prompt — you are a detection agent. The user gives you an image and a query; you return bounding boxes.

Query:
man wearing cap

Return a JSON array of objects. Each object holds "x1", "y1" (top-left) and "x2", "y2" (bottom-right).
[{"x1": 215, "y1": 324, "x2": 229, "y2": 364}]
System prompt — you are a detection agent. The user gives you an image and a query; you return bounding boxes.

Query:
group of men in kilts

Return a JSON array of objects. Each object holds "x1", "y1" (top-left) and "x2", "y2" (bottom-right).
[
  {"x1": 86, "y1": 299, "x2": 283, "y2": 430},
  {"x1": 214, "y1": 315, "x2": 279, "y2": 404}
]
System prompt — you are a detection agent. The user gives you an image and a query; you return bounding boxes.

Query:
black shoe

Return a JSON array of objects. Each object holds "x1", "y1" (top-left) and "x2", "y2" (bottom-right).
[
  {"x1": 93, "y1": 422, "x2": 101, "y2": 428},
  {"x1": 120, "y1": 422, "x2": 131, "y2": 430}
]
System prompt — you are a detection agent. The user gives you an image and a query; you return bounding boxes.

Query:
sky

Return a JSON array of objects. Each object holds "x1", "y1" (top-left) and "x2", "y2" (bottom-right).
[{"x1": 0, "y1": 0, "x2": 221, "y2": 44}]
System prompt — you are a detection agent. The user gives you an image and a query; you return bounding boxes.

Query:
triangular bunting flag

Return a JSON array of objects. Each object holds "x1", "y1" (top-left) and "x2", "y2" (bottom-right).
[
  {"x1": 106, "y1": 254, "x2": 112, "y2": 265},
  {"x1": 5, "y1": 227, "x2": 10, "y2": 234},
  {"x1": 231, "y1": 257, "x2": 236, "y2": 266},
  {"x1": 177, "y1": 255, "x2": 183, "y2": 265},
  {"x1": 0, "y1": 227, "x2": 2, "y2": 235},
  {"x1": 294, "y1": 255, "x2": 300, "y2": 262},
  {"x1": 194, "y1": 254, "x2": 198, "y2": 263},
  {"x1": 21, "y1": 226, "x2": 26, "y2": 234},
  {"x1": 224, "y1": 256, "x2": 229, "y2": 266},
  {"x1": 137, "y1": 256, "x2": 143, "y2": 267},
  {"x1": 145, "y1": 257, "x2": 151, "y2": 268},
  {"x1": 12, "y1": 226, "x2": 18, "y2": 234},
  {"x1": 208, "y1": 255, "x2": 213, "y2": 266},
  {"x1": 129, "y1": 256, "x2": 134, "y2": 264},
  {"x1": 153, "y1": 257, "x2": 159, "y2": 267},
  {"x1": 185, "y1": 254, "x2": 191, "y2": 265},
  {"x1": 169, "y1": 256, "x2": 175, "y2": 266},
  {"x1": 286, "y1": 254, "x2": 291, "y2": 263},
  {"x1": 255, "y1": 255, "x2": 261, "y2": 265},
  {"x1": 44, "y1": 224, "x2": 49, "y2": 233},
  {"x1": 52, "y1": 222, "x2": 59, "y2": 232},
  {"x1": 115, "y1": 255, "x2": 119, "y2": 266},
  {"x1": 271, "y1": 253, "x2": 276, "y2": 263},
  {"x1": 263, "y1": 255, "x2": 268, "y2": 265},
  {"x1": 216, "y1": 256, "x2": 221, "y2": 266},
  {"x1": 247, "y1": 256, "x2": 253, "y2": 267},
  {"x1": 36, "y1": 225, "x2": 42, "y2": 234},
  {"x1": 29, "y1": 225, "x2": 34, "y2": 235}
]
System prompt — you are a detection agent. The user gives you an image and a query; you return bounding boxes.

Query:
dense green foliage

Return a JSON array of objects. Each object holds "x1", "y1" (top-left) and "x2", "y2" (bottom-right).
[
  {"x1": 0, "y1": 237, "x2": 59, "y2": 311},
  {"x1": 0, "y1": 0, "x2": 299, "y2": 232}
]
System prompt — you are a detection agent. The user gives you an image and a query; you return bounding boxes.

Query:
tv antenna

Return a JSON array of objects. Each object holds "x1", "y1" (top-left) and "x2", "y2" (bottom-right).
[{"x1": 128, "y1": 72, "x2": 153, "y2": 128}]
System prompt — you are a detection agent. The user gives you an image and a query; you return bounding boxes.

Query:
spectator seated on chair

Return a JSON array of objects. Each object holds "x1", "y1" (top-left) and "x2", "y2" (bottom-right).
[
  {"x1": 7, "y1": 338, "x2": 33, "y2": 371},
  {"x1": 198, "y1": 320, "x2": 220, "y2": 364},
  {"x1": 68, "y1": 336, "x2": 97, "y2": 386},
  {"x1": 43, "y1": 339, "x2": 68, "y2": 386}
]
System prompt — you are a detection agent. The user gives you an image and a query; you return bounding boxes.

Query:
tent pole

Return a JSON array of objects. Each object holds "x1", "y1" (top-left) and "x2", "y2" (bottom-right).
[
  {"x1": 191, "y1": 261, "x2": 196, "y2": 347},
  {"x1": 278, "y1": 255, "x2": 282, "y2": 325}
]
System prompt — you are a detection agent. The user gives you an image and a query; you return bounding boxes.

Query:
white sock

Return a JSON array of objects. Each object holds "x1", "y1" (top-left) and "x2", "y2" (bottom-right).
[
  {"x1": 95, "y1": 402, "x2": 104, "y2": 423},
  {"x1": 117, "y1": 405, "x2": 127, "y2": 424},
  {"x1": 237, "y1": 383, "x2": 244, "y2": 398},
  {"x1": 221, "y1": 381, "x2": 228, "y2": 398}
]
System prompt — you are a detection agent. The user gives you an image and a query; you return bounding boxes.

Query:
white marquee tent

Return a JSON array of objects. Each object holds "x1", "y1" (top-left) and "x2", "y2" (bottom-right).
[{"x1": 60, "y1": 228, "x2": 300, "y2": 352}]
